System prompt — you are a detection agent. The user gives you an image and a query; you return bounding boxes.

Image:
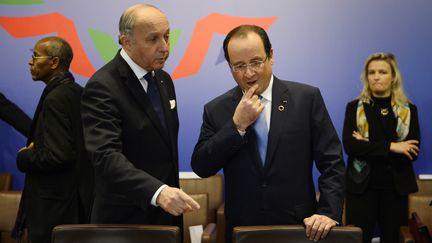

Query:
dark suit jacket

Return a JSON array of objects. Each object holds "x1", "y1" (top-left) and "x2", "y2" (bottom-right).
[
  {"x1": 0, "y1": 92, "x2": 31, "y2": 137},
  {"x1": 191, "y1": 77, "x2": 345, "y2": 241},
  {"x1": 13, "y1": 72, "x2": 92, "y2": 243},
  {"x1": 81, "y1": 51, "x2": 181, "y2": 226},
  {"x1": 342, "y1": 99, "x2": 419, "y2": 194}
]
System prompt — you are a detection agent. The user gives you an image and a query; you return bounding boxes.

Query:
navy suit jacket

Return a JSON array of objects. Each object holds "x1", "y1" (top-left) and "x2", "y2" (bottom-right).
[
  {"x1": 81, "y1": 51, "x2": 181, "y2": 226},
  {"x1": 191, "y1": 76, "x2": 345, "y2": 240}
]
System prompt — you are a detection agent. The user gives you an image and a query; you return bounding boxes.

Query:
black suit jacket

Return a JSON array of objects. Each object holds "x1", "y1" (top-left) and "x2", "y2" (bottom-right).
[
  {"x1": 342, "y1": 99, "x2": 419, "y2": 194},
  {"x1": 81, "y1": 51, "x2": 181, "y2": 226},
  {"x1": 191, "y1": 77, "x2": 345, "y2": 241},
  {"x1": 13, "y1": 72, "x2": 92, "y2": 243},
  {"x1": 0, "y1": 92, "x2": 31, "y2": 137}
]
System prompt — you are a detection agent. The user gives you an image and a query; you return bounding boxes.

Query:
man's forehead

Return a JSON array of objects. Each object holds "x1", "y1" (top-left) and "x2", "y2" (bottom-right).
[{"x1": 134, "y1": 18, "x2": 168, "y2": 36}]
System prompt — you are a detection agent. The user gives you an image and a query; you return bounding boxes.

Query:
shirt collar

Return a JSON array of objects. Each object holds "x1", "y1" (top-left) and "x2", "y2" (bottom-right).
[
  {"x1": 120, "y1": 49, "x2": 152, "y2": 79},
  {"x1": 260, "y1": 75, "x2": 273, "y2": 102}
]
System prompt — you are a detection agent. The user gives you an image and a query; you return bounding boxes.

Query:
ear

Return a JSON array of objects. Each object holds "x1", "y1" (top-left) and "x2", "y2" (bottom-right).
[
  {"x1": 50, "y1": 56, "x2": 60, "y2": 70},
  {"x1": 120, "y1": 34, "x2": 132, "y2": 51},
  {"x1": 269, "y1": 48, "x2": 274, "y2": 64}
]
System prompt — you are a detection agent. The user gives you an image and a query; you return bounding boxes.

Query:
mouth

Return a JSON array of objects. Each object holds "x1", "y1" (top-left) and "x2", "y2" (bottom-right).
[
  {"x1": 156, "y1": 57, "x2": 166, "y2": 63},
  {"x1": 246, "y1": 80, "x2": 259, "y2": 88}
]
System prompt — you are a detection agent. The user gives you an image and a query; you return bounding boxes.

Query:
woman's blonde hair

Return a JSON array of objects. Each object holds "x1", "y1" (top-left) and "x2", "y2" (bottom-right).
[{"x1": 359, "y1": 52, "x2": 409, "y2": 105}]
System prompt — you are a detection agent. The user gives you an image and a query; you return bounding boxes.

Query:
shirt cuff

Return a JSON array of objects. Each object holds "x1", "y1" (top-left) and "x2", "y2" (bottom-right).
[
  {"x1": 151, "y1": 184, "x2": 168, "y2": 207},
  {"x1": 237, "y1": 129, "x2": 246, "y2": 137}
]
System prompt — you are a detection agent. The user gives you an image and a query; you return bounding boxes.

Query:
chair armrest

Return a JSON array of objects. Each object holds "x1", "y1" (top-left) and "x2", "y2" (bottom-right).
[
  {"x1": 217, "y1": 202, "x2": 224, "y2": 218},
  {"x1": 216, "y1": 202, "x2": 225, "y2": 243},
  {"x1": 400, "y1": 226, "x2": 415, "y2": 243},
  {"x1": 202, "y1": 223, "x2": 217, "y2": 243}
]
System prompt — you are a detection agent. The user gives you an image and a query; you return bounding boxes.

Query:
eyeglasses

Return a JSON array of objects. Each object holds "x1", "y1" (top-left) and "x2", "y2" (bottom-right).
[
  {"x1": 230, "y1": 56, "x2": 268, "y2": 73},
  {"x1": 31, "y1": 55, "x2": 53, "y2": 61}
]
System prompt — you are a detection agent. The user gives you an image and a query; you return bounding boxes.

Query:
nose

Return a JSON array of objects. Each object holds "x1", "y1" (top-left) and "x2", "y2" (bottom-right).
[
  {"x1": 160, "y1": 38, "x2": 169, "y2": 52},
  {"x1": 244, "y1": 66, "x2": 255, "y2": 77},
  {"x1": 28, "y1": 57, "x2": 34, "y2": 65},
  {"x1": 373, "y1": 73, "x2": 380, "y2": 80}
]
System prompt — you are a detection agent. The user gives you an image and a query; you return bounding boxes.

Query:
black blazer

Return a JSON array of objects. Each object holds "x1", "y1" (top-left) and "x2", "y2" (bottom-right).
[
  {"x1": 191, "y1": 77, "x2": 345, "y2": 241},
  {"x1": 13, "y1": 72, "x2": 92, "y2": 243},
  {"x1": 342, "y1": 99, "x2": 419, "y2": 195},
  {"x1": 0, "y1": 92, "x2": 31, "y2": 137},
  {"x1": 81, "y1": 51, "x2": 181, "y2": 226}
]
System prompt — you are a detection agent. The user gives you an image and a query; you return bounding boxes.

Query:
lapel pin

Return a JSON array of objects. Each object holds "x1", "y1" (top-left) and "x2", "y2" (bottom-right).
[{"x1": 278, "y1": 100, "x2": 287, "y2": 112}]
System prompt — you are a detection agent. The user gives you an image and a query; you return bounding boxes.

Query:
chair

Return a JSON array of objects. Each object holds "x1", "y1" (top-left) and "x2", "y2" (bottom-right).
[
  {"x1": 183, "y1": 193, "x2": 216, "y2": 243},
  {"x1": 216, "y1": 203, "x2": 226, "y2": 243},
  {"x1": 51, "y1": 224, "x2": 181, "y2": 243},
  {"x1": 0, "y1": 191, "x2": 22, "y2": 243},
  {"x1": 0, "y1": 173, "x2": 12, "y2": 191},
  {"x1": 180, "y1": 173, "x2": 224, "y2": 243},
  {"x1": 417, "y1": 178, "x2": 432, "y2": 194},
  {"x1": 400, "y1": 194, "x2": 432, "y2": 243},
  {"x1": 232, "y1": 225, "x2": 362, "y2": 243},
  {"x1": 400, "y1": 178, "x2": 432, "y2": 243},
  {"x1": 179, "y1": 173, "x2": 224, "y2": 223},
  {"x1": 407, "y1": 212, "x2": 432, "y2": 243},
  {"x1": 218, "y1": 192, "x2": 348, "y2": 243}
]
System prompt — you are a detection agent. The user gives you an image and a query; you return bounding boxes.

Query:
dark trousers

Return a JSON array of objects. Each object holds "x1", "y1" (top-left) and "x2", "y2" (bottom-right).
[{"x1": 346, "y1": 189, "x2": 408, "y2": 243}]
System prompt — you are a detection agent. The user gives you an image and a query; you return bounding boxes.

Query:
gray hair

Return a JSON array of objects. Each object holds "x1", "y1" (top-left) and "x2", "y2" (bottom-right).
[
  {"x1": 118, "y1": 3, "x2": 159, "y2": 45},
  {"x1": 37, "y1": 36, "x2": 73, "y2": 70}
]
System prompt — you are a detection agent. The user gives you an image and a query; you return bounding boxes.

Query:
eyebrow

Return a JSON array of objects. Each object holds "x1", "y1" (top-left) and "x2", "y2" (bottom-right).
[
  {"x1": 146, "y1": 28, "x2": 170, "y2": 37},
  {"x1": 232, "y1": 56, "x2": 265, "y2": 65}
]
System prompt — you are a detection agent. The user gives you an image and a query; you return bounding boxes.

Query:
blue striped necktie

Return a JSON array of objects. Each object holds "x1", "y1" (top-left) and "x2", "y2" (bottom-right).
[{"x1": 253, "y1": 96, "x2": 268, "y2": 165}]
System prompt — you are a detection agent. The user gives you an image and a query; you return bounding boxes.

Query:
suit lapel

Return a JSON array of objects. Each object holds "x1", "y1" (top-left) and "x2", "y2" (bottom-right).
[
  {"x1": 265, "y1": 77, "x2": 290, "y2": 168},
  {"x1": 116, "y1": 55, "x2": 170, "y2": 146},
  {"x1": 154, "y1": 71, "x2": 177, "y2": 152},
  {"x1": 28, "y1": 72, "x2": 74, "y2": 145}
]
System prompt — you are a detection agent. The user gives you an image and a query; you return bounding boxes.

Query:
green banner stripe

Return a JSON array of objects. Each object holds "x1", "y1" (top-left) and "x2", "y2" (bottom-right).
[
  {"x1": 0, "y1": 0, "x2": 44, "y2": 4},
  {"x1": 169, "y1": 29, "x2": 181, "y2": 53},
  {"x1": 88, "y1": 28, "x2": 118, "y2": 64}
]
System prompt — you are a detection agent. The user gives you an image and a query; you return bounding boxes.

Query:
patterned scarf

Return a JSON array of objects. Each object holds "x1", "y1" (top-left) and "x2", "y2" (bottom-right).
[{"x1": 353, "y1": 98, "x2": 411, "y2": 172}]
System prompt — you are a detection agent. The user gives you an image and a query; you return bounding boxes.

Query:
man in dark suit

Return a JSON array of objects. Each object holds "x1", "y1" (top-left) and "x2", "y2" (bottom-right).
[
  {"x1": 191, "y1": 25, "x2": 345, "y2": 242},
  {"x1": 81, "y1": 4, "x2": 199, "y2": 226},
  {"x1": 12, "y1": 36, "x2": 93, "y2": 243},
  {"x1": 0, "y1": 92, "x2": 31, "y2": 137}
]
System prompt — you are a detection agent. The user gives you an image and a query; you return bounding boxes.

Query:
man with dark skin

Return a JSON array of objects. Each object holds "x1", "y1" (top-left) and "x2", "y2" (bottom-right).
[{"x1": 12, "y1": 36, "x2": 93, "y2": 243}]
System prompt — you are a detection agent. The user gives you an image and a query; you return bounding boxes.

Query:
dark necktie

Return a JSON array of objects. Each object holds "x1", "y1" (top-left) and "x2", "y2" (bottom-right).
[
  {"x1": 253, "y1": 96, "x2": 268, "y2": 165},
  {"x1": 144, "y1": 72, "x2": 166, "y2": 129}
]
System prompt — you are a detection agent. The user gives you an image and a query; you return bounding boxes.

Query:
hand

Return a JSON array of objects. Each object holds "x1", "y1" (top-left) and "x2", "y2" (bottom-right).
[
  {"x1": 232, "y1": 84, "x2": 264, "y2": 131},
  {"x1": 352, "y1": 131, "x2": 367, "y2": 141},
  {"x1": 156, "y1": 186, "x2": 200, "y2": 216},
  {"x1": 303, "y1": 214, "x2": 337, "y2": 242},
  {"x1": 18, "y1": 142, "x2": 34, "y2": 152},
  {"x1": 390, "y1": 140, "x2": 419, "y2": 160}
]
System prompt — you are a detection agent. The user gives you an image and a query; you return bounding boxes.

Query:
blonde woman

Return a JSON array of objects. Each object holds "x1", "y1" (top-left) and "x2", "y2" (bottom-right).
[{"x1": 342, "y1": 52, "x2": 420, "y2": 243}]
